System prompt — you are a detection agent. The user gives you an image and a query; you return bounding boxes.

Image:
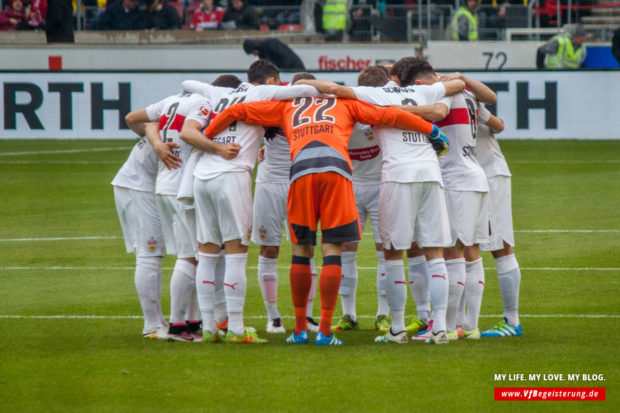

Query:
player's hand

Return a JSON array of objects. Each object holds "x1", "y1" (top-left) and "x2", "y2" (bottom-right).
[
  {"x1": 218, "y1": 142, "x2": 241, "y2": 160},
  {"x1": 257, "y1": 146, "x2": 265, "y2": 163},
  {"x1": 428, "y1": 125, "x2": 449, "y2": 156},
  {"x1": 155, "y1": 142, "x2": 182, "y2": 170}
]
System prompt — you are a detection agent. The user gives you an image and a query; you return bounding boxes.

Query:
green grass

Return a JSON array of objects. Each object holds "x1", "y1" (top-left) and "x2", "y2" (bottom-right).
[{"x1": 0, "y1": 140, "x2": 618, "y2": 412}]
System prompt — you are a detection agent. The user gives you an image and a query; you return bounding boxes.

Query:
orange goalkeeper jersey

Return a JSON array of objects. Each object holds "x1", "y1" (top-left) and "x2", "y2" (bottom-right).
[{"x1": 204, "y1": 97, "x2": 434, "y2": 182}]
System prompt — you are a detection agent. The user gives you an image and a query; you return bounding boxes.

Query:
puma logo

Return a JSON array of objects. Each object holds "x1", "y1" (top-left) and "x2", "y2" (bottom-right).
[
  {"x1": 202, "y1": 280, "x2": 216, "y2": 285},
  {"x1": 432, "y1": 273, "x2": 447, "y2": 280},
  {"x1": 224, "y1": 282, "x2": 239, "y2": 290}
]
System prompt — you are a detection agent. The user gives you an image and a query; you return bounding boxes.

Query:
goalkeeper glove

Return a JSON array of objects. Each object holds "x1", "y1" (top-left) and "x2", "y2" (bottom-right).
[{"x1": 428, "y1": 125, "x2": 449, "y2": 156}]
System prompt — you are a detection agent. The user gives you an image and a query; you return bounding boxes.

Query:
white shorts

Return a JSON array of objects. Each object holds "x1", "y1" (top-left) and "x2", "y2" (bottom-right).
[
  {"x1": 354, "y1": 183, "x2": 382, "y2": 244},
  {"x1": 480, "y1": 175, "x2": 515, "y2": 251},
  {"x1": 113, "y1": 186, "x2": 164, "y2": 257},
  {"x1": 156, "y1": 194, "x2": 198, "y2": 259},
  {"x1": 194, "y1": 172, "x2": 253, "y2": 246},
  {"x1": 379, "y1": 181, "x2": 451, "y2": 250},
  {"x1": 251, "y1": 181, "x2": 290, "y2": 246},
  {"x1": 444, "y1": 189, "x2": 489, "y2": 247}
]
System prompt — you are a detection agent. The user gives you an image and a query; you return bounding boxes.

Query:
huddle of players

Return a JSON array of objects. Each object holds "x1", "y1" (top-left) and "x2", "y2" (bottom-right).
[{"x1": 112, "y1": 56, "x2": 522, "y2": 345}]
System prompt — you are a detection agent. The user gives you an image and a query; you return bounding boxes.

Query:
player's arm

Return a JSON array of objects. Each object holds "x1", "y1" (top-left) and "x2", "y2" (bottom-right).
[
  {"x1": 441, "y1": 78, "x2": 466, "y2": 96},
  {"x1": 181, "y1": 80, "x2": 230, "y2": 99},
  {"x1": 294, "y1": 79, "x2": 357, "y2": 99},
  {"x1": 348, "y1": 100, "x2": 449, "y2": 155},
  {"x1": 204, "y1": 100, "x2": 285, "y2": 138},
  {"x1": 180, "y1": 119, "x2": 241, "y2": 160},
  {"x1": 144, "y1": 122, "x2": 183, "y2": 170},
  {"x1": 125, "y1": 109, "x2": 151, "y2": 137},
  {"x1": 478, "y1": 103, "x2": 504, "y2": 134},
  {"x1": 256, "y1": 84, "x2": 322, "y2": 100},
  {"x1": 396, "y1": 102, "x2": 449, "y2": 122},
  {"x1": 439, "y1": 72, "x2": 497, "y2": 105}
]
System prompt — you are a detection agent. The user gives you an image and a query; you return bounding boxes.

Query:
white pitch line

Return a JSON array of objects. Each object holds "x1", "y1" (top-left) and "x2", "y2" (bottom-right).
[
  {"x1": 1, "y1": 266, "x2": 619, "y2": 272},
  {"x1": 0, "y1": 147, "x2": 133, "y2": 157},
  {"x1": 0, "y1": 314, "x2": 617, "y2": 320},
  {"x1": 0, "y1": 236, "x2": 122, "y2": 242}
]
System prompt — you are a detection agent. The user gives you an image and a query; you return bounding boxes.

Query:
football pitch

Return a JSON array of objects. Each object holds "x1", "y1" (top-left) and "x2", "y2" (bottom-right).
[{"x1": 0, "y1": 139, "x2": 618, "y2": 412}]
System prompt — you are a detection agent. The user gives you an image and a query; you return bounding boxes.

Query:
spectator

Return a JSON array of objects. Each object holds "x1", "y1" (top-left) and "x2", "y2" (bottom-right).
[
  {"x1": 190, "y1": 0, "x2": 224, "y2": 30},
  {"x1": 0, "y1": 0, "x2": 27, "y2": 30},
  {"x1": 25, "y1": 0, "x2": 46, "y2": 29},
  {"x1": 45, "y1": 0, "x2": 73, "y2": 41},
  {"x1": 536, "y1": 24, "x2": 587, "y2": 69},
  {"x1": 221, "y1": 0, "x2": 258, "y2": 30},
  {"x1": 243, "y1": 38, "x2": 305, "y2": 71},
  {"x1": 612, "y1": 27, "x2": 620, "y2": 65},
  {"x1": 450, "y1": 0, "x2": 479, "y2": 41},
  {"x1": 101, "y1": 0, "x2": 145, "y2": 30},
  {"x1": 322, "y1": 0, "x2": 347, "y2": 41},
  {"x1": 145, "y1": 0, "x2": 181, "y2": 30}
]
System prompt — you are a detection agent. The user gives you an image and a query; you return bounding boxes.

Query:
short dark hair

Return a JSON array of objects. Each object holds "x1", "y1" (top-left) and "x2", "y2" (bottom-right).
[
  {"x1": 247, "y1": 59, "x2": 280, "y2": 85},
  {"x1": 291, "y1": 72, "x2": 316, "y2": 84},
  {"x1": 357, "y1": 66, "x2": 390, "y2": 87},
  {"x1": 391, "y1": 57, "x2": 435, "y2": 86},
  {"x1": 211, "y1": 74, "x2": 242, "y2": 88}
]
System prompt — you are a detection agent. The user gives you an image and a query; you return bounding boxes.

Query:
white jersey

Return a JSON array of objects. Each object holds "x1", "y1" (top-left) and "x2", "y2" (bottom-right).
[
  {"x1": 256, "y1": 127, "x2": 291, "y2": 184},
  {"x1": 146, "y1": 93, "x2": 203, "y2": 196},
  {"x1": 475, "y1": 104, "x2": 511, "y2": 178},
  {"x1": 184, "y1": 81, "x2": 320, "y2": 181},
  {"x1": 348, "y1": 123, "x2": 381, "y2": 185},
  {"x1": 111, "y1": 138, "x2": 158, "y2": 193},
  {"x1": 353, "y1": 81, "x2": 446, "y2": 184},
  {"x1": 436, "y1": 90, "x2": 489, "y2": 192}
]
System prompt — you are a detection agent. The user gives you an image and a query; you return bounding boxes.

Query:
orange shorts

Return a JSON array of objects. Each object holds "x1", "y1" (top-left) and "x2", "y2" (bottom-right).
[{"x1": 287, "y1": 172, "x2": 361, "y2": 245}]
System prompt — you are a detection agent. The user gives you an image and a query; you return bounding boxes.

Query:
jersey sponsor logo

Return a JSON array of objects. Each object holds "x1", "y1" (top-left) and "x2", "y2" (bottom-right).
[
  {"x1": 401, "y1": 131, "x2": 427, "y2": 144},
  {"x1": 348, "y1": 145, "x2": 380, "y2": 161}
]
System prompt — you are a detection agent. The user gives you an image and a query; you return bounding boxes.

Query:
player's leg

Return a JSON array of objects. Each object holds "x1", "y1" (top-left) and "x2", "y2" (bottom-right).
[
  {"x1": 462, "y1": 191, "x2": 489, "y2": 340},
  {"x1": 481, "y1": 176, "x2": 521, "y2": 336},
  {"x1": 363, "y1": 183, "x2": 389, "y2": 331},
  {"x1": 333, "y1": 241, "x2": 360, "y2": 331},
  {"x1": 375, "y1": 181, "x2": 414, "y2": 343},
  {"x1": 445, "y1": 241, "x2": 466, "y2": 338},
  {"x1": 193, "y1": 178, "x2": 224, "y2": 340},
  {"x1": 306, "y1": 255, "x2": 319, "y2": 332},
  {"x1": 406, "y1": 243, "x2": 431, "y2": 333},
  {"x1": 286, "y1": 174, "x2": 317, "y2": 342},
  {"x1": 119, "y1": 187, "x2": 166, "y2": 339},
  {"x1": 252, "y1": 181, "x2": 287, "y2": 334},
  {"x1": 315, "y1": 173, "x2": 360, "y2": 345}
]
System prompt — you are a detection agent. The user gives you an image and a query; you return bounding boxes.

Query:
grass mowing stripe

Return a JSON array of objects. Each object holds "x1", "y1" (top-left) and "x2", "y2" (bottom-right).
[
  {"x1": 0, "y1": 147, "x2": 133, "y2": 156},
  {"x1": 2, "y1": 314, "x2": 618, "y2": 319},
  {"x1": 0, "y1": 236, "x2": 122, "y2": 242},
  {"x1": 2, "y1": 266, "x2": 620, "y2": 271}
]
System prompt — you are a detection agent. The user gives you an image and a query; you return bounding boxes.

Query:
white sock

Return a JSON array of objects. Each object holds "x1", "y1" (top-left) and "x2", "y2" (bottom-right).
[
  {"x1": 196, "y1": 252, "x2": 219, "y2": 334},
  {"x1": 385, "y1": 259, "x2": 407, "y2": 333},
  {"x1": 169, "y1": 259, "x2": 196, "y2": 324},
  {"x1": 408, "y1": 255, "x2": 431, "y2": 323},
  {"x1": 427, "y1": 258, "x2": 449, "y2": 333},
  {"x1": 456, "y1": 289, "x2": 466, "y2": 328},
  {"x1": 376, "y1": 251, "x2": 389, "y2": 316},
  {"x1": 495, "y1": 254, "x2": 521, "y2": 326},
  {"x1": 185, "y1": 285, "x2": 200, "y2": 322},
  {"x1": 258, "y1": 255, "x2": 280, "y2": 320},
  {"x1": 306, "y1": 257, "x2": 317, "y2": 318},
  {"x1": 135, "y1": 256, "x2": 164, "y2": 333},
  {"x1": 446, "y1": 258, "x2": 466, "y2": 332},
  {"x1": 464, "y1": 258, "x2": 485, "y2": 331},
  {"x1": 225, "y1": 253, "x2": 248, "y2": 336},
  {"x1": 214, "y1": 250, "x2": 227, "y2": 325},
  {"x1": 339, "y1": 251, "x2": 358, "y2": 319}
]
